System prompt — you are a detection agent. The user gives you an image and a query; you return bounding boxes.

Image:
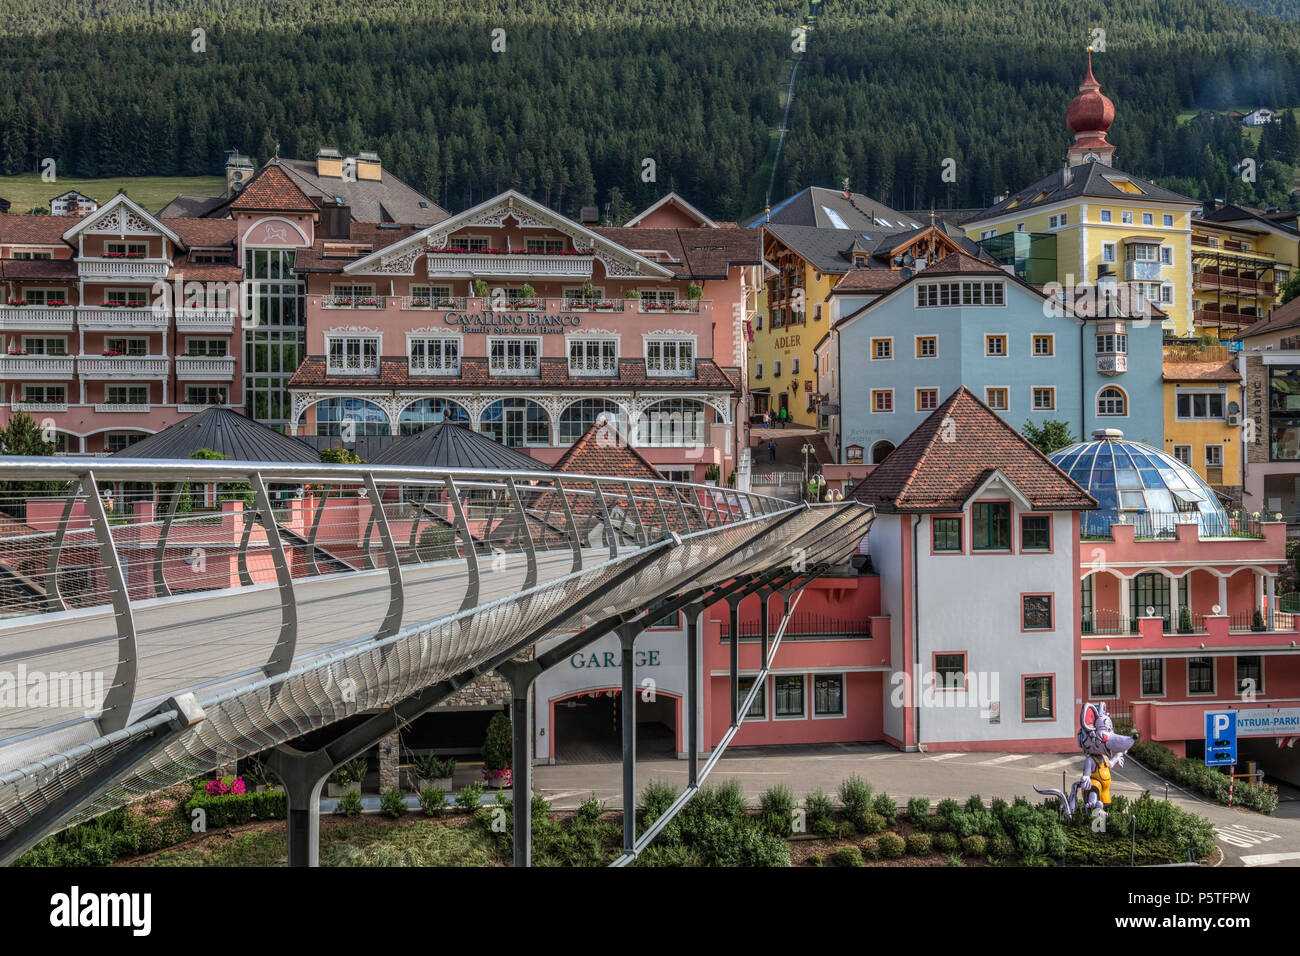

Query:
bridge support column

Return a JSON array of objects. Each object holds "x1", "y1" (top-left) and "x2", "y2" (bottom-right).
[
  {"x1": 684, "y1": 601, "x2": 706, "y2": 789},
  {"x1": 265, "y1": 746, "x2": 335, "y2": 868},
  {"x1": 497, "y1": 659, "x2": 543, "y2": 868},
  {"x1": 725, "y1": 593, "x2": 743, "y2": 725},
  {"x1": 616, "y1": 618, "x2": 649, "y2": 854}
]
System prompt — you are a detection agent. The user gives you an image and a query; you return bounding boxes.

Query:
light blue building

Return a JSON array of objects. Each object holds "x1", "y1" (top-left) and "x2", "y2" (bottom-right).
[{"x1": 834, "y1": 251, "x2": 1164, "y2": 464}]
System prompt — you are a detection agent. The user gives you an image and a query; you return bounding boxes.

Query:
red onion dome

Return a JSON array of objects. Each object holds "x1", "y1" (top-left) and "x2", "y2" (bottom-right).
[{"x1": 1067, "y1": 52, "x2": 1114, "y2": 136}]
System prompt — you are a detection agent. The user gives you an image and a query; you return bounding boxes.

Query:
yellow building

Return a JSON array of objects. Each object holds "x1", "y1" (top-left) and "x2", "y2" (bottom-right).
[
  {"x1": 749, "y1": 210, "x2": 967, "y2": 426},
  {"x1": 964, "y1": 54, "x2": 1201, "y2": 335},
  {"x1": 1162, "y1": 346, "x2": 1243, "y2": 502},
  {"x1": 1190, "y1": 205, "x2": 1300, "y2": 339}
]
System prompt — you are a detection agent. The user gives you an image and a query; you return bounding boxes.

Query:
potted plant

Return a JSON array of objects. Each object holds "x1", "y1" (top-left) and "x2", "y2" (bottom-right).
[
  {"x1": 409, "y1": 297, "x2": 431, "y2": 308},
  {"x1": 481, "y1": 712, "x2": 512, "y2": 789},
  {"x1": 580, "y1": 281, "x2": 596, "y2": 302},
  {"x1": 327, "y1": 757, "x2": 368, "y2": 797},
  {"x1": 1252, "y1": 609, "x2": 1267, "y2": 632},
  {"x1": 411, "y1": 754, "x2": 456, "y2": 792},
  {"x1": 687, "y1": 281, "x2": 703, "y2": 300},
  {"x1": 437, "y1": 298, "x2": 458, "y2": 308},
  {"x1": 473, "y1": 279, "x2": 489, "y2": 300},
  {"x1": 1178, "y1": 604, "x2": 1194, "y2": 634},
  {"x1": 704, "y1": 463, "x2": 721, "y2": 486}
]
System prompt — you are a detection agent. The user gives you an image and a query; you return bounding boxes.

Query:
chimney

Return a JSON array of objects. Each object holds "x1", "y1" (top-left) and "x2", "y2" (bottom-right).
[
  {"x1": 225, "y1": 150, "x2": 253, "y2": 196},
  {"x1": 316, "y1": 147, "x2": 343, "y2": 178},
  {"x1": 1062, "y1": 162, "x2": 1073, "y2": 188},
  {"x1": 580, "y1": 205, "x2": 599, "y2": 226},
  {"x1": 355, "y1": 151, "x2": 382, "y2": 182}
]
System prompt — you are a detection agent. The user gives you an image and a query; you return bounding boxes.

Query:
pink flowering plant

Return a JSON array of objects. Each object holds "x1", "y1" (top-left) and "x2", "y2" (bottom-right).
[{"x1": 204, "y1": 775, "x2": 247, "y2": 796}]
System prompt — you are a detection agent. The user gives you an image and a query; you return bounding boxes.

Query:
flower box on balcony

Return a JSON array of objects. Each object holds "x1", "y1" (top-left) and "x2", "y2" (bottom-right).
[
  {"x1": 45, "y1": 300, "x2": 68, "y2": 307},
  {"x1": 6, "y1": 300, "x2": 29, "y2": 307},
  {"x1": 670, "y1": 303, "x2": 694, "y2": 312},
  {"x1": 356, "y1": 298, "x2": 380, "y2": 308},
  {"x1": 102, "y1": 302, "x2": 125, "y2": 308},
  {"x1": 643, "y1": 302, "x2": 669, "y2": 311},
  {"x1": 514, "y1": 300, "x2": 541, "y2": 310},
  {"x1": 437, "y1": 299, "x2": 458, "y2": 308},
  {"x1": 409, "y1": 299, "x2": 431, "y2": 308},
  {"x1": 101, "y1": 350, "x2": 124, "y2": 357},
  {"x1": 6, "y1": 350, "x2": 29, "y2": 356},
  {"x1": 595, "y1": 301, "x2": 620, "y2": 311}
]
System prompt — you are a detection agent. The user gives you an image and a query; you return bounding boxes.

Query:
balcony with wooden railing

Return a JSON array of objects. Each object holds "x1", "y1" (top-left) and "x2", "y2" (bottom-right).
[
  {"x1": 77, "y1": 258, "x2": 171, "y2": 280},
  {"x1": 0, "y1": 306, "x2": 77, "y2": 331},
  {"x1": 77, "y1": 307, "x2": 170, "y2": 332},
  {"x1": 1194, "y1": 307, "x2": 1263, "y2": 331},
  {"x1": 0, "y1": 356, "x2": 75, "y2": 380},
  {"x1": 1193, "y1": 271, "x2": 1276, "y2": 296}
]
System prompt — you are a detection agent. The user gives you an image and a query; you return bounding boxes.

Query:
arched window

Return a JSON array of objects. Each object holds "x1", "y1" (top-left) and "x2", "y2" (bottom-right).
[
  {"x1": 870, "y1": 440, "x2": 895, "y2": 464},
  {"x1": 480, "y1": 398, "x2": 550, "y2": 447},
  {"x1": 399, "y1": 398, "x2": 470, "y2": 435},
  {"x1": 1097, "y1": 387, "x2": 1127, "y2": 417},
  {"x1": 637, "y1": 399, "x2": 707, "y2": 446},
  {"x1": 559, "y1": 398, "x2": 623, "y2": 443},
  {"x1": 302, "y1": 397, "x2": 390, "y2": 437}
]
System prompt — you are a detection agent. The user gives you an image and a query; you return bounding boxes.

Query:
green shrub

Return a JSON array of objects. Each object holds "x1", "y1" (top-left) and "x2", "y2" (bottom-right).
[
  {"x1": 713, "y1": 779, "x2": 747, "y2": 819},
  {"x1": 856, "y1": 811, "x2": 885, "y2": 835},
  {"x1": 872, "y1": 792, "x2": 898, "y2": 825},
  {"x1": 812, "y1": 816, "x2": 837, "y2": 838},
  {"x1": 877, "y1": 832, "x2": 905, "y2": 858},
  {"x1": 905, "y1": 832, "x2": 932, "y2": 855},
  {"x1": 906, "y1": 797, "x2": 931, "y2": 828},
  {"x1": 860, "y1": 837, "x2": 880, "y2": 860},
  {"x1": 640, "y1": 779, "x2": 677, "y2": 825},
  {"x1": 1021, "y1": 854, "x2": 1052, "y2": 867},
  {"x1": 482, "y1": 713, "x2": 512, "y2": 772},
  {"x1": 961, "y1": 835, "x2": 987, "y2": 857},
  {"x1": 1015, "y1": 824, "x2": 1045, "y2": 857},
  {"x1": 379, "y1": 787, "x2": 407, "y2": 818},
  {"x1": 124, "y1": 787, "x2": 192, "y2": 852},
  {"x1": 759, "y1": 783, "x2": 795, "y2": 818},
  {"x1": 947, "y1": 853, "x2": 966, "y2": 867},
  {"x1": 807, "y1": 854, "x2": 823, "y2": 867},
  {"x1": 964, "y1": 794, "x2": 984, "y2": 814},
  {"x1": 418, "y1": 786, "x2": 446, "y2": 817},
  {"x1": 990, "y1": 797, "x2": 1010, "y2": 821},
  {"x1": 952, "y1": 808, "x2": 995, "y2": 839},
  {"x1": 1044, "y1": 824, "x2": 1068, "y2": 859},
  {"x1": 16, "y1": 807, "x2": 142, "y2": 867},
  {"x1": 988, "y1": 834, "x2": 1015, "y2": 860},
  {"x1": 932, "y1": 831, "x2": 959, "y2": 853},
  {"x1": 334, "y1": 788, "x2": 363, "y2": 817},
  {"x1": 805, "y1": 789, "x2": 834, "y2": 831},
  {"x1": 838, "y1": 775, "x2": 873, "y2": 818},
  {"x1": 575, "y1": 794, "x2": 606, "y2": 827},
  {"x1": 252, "y1": 789, "x2": 287, "y2": 820},
  {"x1": 455, "y1": 782, "x2": 484, "y2": 811},
  {"x1": 830, "y1": 845, "x2": 864, "y2": 867},
  {"x1": 933, "y1": 798, "x2": 961, "y2": 831}
]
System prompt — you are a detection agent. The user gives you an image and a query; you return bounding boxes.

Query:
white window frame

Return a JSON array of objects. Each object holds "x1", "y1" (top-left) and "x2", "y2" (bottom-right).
[
  {"x1": 1100, "y1": 209, "x2": 1112, "y2": 223},
  {"x1": 184, "y1": 385, "x2": 228, "y2": 406},
  {"x1": 1140, "y1": 657, "x2": 1166, "y2": 698},
  {"x1": 791, "y1": 356, "x2": 800, "y2": 374},
  {"x1": 1032, "y1": 334, "x2": 1054, "y2": 357},
  {"x1": 1163, "y1": 214, "x2": 1174, "y2": 227},
  {"x1": 105, "y1": 288, "x2": 148, "y2": 308},
  {"x1": 811, "y1": 673, "x2": 847, "y2": 719},
  {"x1": 871, "y1": 388, "x2": 894, "y2": 414},
  {"x1": 488, "y1": 336, "x2": 542, "y2": 376},
  {"x1": 1032, "y1": 386, "x2": 1056, "y2": 411},
  {"x1": 1175, "y1": 388, "x2": 1225, "y2": 421},
  {"x1": 408, "y1": 335, "x2": 461, "y2": 375},
  {"x1": 871, "y1": 337, "x2": 893, "y2": 360},
  {"x1": 772, "y1": 674, "x2": 807, "y2": 720},
  {"x1": 1204, "y1": 444, "x2": 1224, "y2": 468},
  {"x1": 1172, "y1": 444, "x2": 1192, "y2": 465},
  {"x1": 1121, "y1": 210, "x2": 1134, "y2": 224},
  {"x1": 325, "y1": 331, "x2": 381, "y2": 375},
  {"x1": 1187, "y1": 656, "x2": 1216, "y2": 697},
  {"x1": 1101, "y1": 242, "x2": 1116, "y2": 263},
  {"x1": 1142, "y1": 212, "x2": 1154, "y2": 226},
  {"x1": 105, "y1": 241, "x2": 148, "y2": 257},
  {"x1": 567, "y1": 336, "x2": 619, "y2": 376},
  {"x1": 643, "y1": 335, "x2": 696, "y2": 377},
  {"x1": 916, "y1": 387, "x2": 940, "y2": 412},
  {"x1": 21, "y1": 335, "x2": 68, "y2": 355},
  {"x1": 985, "y1": 386, "x2": 1009, "y2": 411},
  {"x1": 1097, "y1": 386, "x2": 1127, "y2": 417},
  {"x1": 106, "y1": 384, "x2": 149, "y2": 405},
  {"x1": 915, "y1": 335, "x2": 937, "y2": 358}
]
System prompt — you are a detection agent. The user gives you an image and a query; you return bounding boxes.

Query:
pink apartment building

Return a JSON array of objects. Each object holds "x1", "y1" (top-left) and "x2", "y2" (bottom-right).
[{"x1": 0, "y1": 195, "x2": 243, "y2": 454}]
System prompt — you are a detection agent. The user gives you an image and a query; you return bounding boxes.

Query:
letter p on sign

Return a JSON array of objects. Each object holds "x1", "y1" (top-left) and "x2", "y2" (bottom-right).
[{"x1": 1214, "y1": 714, "x2": 1230, "y2": 737}]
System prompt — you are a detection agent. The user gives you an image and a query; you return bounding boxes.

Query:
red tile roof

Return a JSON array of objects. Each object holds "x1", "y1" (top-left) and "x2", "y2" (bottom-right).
[
  {"x1": 0, "y1": 215, "x2": 78, "y2": 245},
  {"x1": 831, "y1": 269, "x2": 908, "y2": 293},
  {"x1": 166, "y1": 217, "x2": 238, "y2": 247},
  {"x1": 552, "y1": 420, "x2": 664, "y2": 481},
  {"x1": 919, "y1": 250, "x2": 1010, "y2": 276},
  {"x1": 229, "y1": 163, "x2": 318, "y2": 212},
  {"x1": 848, "y1": 386, "x2": 1096, "y2": 513},
  {"x1": 1162, "y1": 359, "x2": 1239, "y2": 383},
  {"x1": 591, "y1": 226, "x2": 762, "y2": 279}
]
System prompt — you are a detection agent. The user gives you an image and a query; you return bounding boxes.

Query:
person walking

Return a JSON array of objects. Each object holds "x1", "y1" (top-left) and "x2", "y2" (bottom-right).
[
  {"x1": 768, "y1": 439, "x2": 777, "y2": 463},
  {"x1": 779, "y1": 406, "x2": 787, "y2": 428}
]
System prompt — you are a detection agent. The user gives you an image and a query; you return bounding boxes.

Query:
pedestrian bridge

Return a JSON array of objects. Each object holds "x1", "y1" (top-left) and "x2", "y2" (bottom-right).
[{"x1": 0, "y1": 457, "x2": 872, "y2": 864}]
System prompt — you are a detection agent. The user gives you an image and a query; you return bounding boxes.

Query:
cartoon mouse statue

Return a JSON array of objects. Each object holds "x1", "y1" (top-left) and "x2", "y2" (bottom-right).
[{"x1": 1034, "y1": 701, "x2": 1139, "y2": 821}]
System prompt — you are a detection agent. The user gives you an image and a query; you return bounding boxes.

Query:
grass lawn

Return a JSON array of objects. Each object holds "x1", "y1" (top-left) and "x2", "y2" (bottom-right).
[{"x1": 0, "y1": 173, "x2": 225, "y2": 215}]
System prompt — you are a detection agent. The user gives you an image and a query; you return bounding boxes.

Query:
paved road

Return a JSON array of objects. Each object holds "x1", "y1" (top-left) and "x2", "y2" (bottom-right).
[{"x1": 530, "y1": 743, "x2": 1300, "y2": 866}]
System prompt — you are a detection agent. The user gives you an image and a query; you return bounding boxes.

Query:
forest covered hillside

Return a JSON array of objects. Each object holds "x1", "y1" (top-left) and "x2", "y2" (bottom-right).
[{"x1": 0, "y1": 0, "x2": 1298, "y2": 219}]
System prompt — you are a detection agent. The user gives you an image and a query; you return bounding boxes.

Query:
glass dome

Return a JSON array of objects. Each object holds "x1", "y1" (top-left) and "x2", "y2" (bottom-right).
[{"x1": 1048, "y1": 429, "x2": 1227, "y2": 537}]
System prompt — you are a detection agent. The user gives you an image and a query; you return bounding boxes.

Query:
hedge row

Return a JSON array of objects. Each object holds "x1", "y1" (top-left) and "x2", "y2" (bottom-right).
[
  {"x1": 1131, "y1": 740, "x2": 1279, "y2": 814},
  {"x1": 184, "y1": 789, "x2": 288, "y2": 828}
]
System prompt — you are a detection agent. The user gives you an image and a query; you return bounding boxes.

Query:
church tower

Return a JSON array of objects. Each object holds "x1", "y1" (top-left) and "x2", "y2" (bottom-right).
[{"x1": 1066, "y1": 50, "x2": 1116, "y2": 167}]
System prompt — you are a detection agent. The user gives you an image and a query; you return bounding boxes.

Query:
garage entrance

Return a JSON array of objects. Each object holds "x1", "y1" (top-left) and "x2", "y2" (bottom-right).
[{"x1": 551, "y1": 690, "x2": 679, "y2": 763}]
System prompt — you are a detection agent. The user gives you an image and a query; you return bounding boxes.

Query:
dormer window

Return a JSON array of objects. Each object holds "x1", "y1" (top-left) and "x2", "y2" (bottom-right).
[{"x1": 327, "y1": 334, "x2": 380, "y2": 375}]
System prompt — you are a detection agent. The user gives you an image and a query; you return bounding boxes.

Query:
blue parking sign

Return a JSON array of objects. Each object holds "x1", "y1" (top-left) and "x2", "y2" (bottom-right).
[{"x1": 1205, "y1": 711, "x2": 1237, "y2": 767}]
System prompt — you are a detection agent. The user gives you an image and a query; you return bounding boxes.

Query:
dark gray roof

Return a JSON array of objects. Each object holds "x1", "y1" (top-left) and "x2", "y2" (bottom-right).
[
  {"x1": 1200, "y1": 202, "x2": 1300, "y2": 237},
  {"x1": 367, "y1": 422, "x2": 541, "y2": 471},
  {"x1": 277, "y1": 158, "x2": 448, "y2": 226},
  {"x1": 765, "y1": 222, "x2": 983, "y2": 274},
  {"x1": 970, "y1": 161, "x2": 1196, "y2": 223},
  {"x1": 157, "y1": 194, "x2": 228, "y2": 218},
  {"x1": 743, "y1": 186, "x2": 921, "y2": 231},
  {"x1": 115, "y1": 407, "x2": 319, "y2": 462}
]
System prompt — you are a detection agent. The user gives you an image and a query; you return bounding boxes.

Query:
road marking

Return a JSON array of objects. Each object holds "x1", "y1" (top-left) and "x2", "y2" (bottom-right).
[
  {"x1": 1037, "y1": 758, "x2": 1078, "y2": 771},
  {"x1": 865, "y1": 753, "x2": 899, "y2": 760},
  {"x1": 1216, "y1": 823, "x2": 1280, "y2": 848},
  {"x1": 926, "y1": 752, "x2": 963, "y2": 761},
  {"x1": 982, "y1": 754, "x2": 1031, "y2": 765},
  {"x1": 1240, "y1": 852, "x2": 1300, "y2": 866}
]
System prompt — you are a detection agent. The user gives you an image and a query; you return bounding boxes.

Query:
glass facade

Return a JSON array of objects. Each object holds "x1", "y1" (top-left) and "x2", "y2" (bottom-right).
[
  {"x1": 1268, "y1": 366, "x2": 1300, "y2": 461},
  {"x1": 977, "y1": 231, "x2": 1058, "y2": 285},
  {"x1": 243, "y1": 248, "x2": 305, "y2": 428}
]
